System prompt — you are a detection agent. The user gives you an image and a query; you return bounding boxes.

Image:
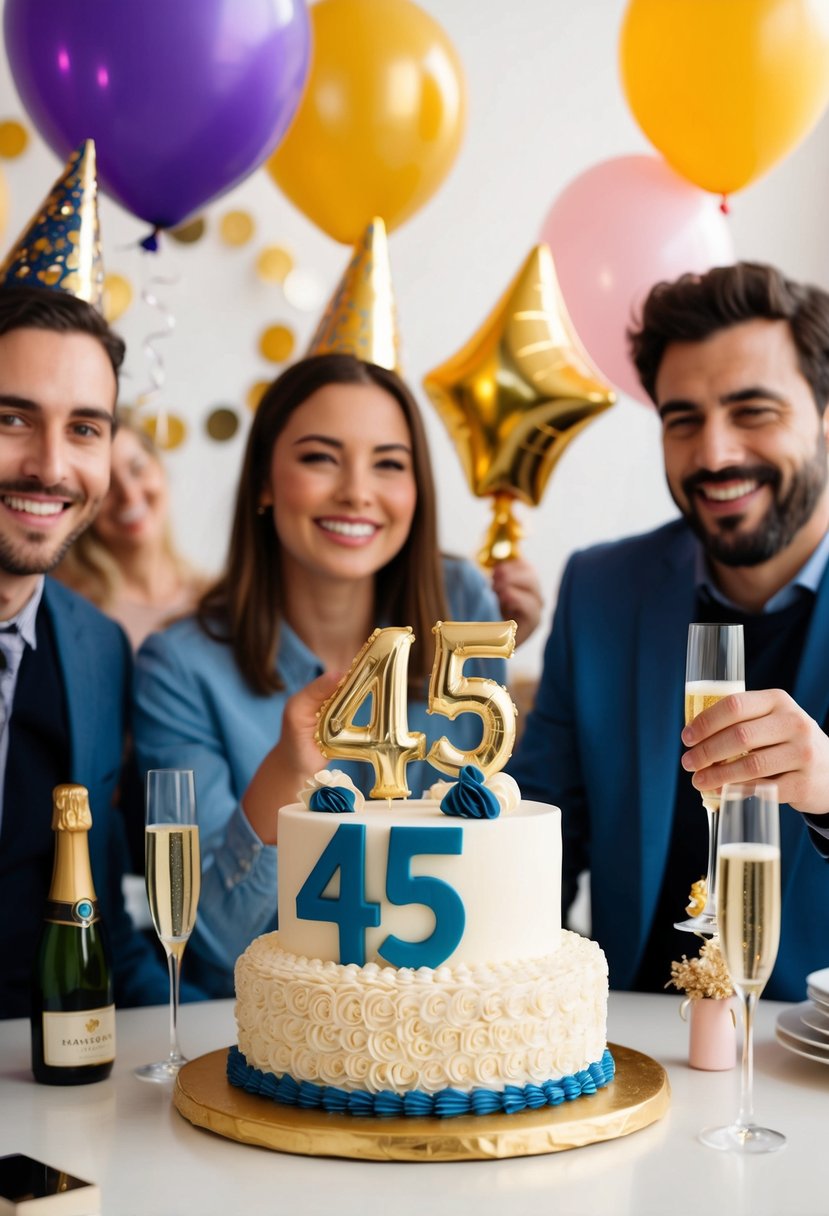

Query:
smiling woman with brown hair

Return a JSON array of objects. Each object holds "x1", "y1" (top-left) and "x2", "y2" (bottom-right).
[{"x1": 131, "y1": 352, "x2": 541, "y2": 995}]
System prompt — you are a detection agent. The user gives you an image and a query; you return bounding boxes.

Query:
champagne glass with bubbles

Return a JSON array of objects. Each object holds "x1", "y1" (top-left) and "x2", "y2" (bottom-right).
[
  {"x1": 675, "y1": 623, "x2": 744, "y2": 934},
  {"x1": 699, "y1": 782, "x2": 785, "y2": 1153},
  {"x1": 135, "y1": 769, "x2": 200, "y2": 1082}
]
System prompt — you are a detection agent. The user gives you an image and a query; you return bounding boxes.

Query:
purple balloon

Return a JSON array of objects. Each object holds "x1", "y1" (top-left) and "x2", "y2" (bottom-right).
[{"x1": 4, "y1": 0, "x2": 311, "y2": 228}]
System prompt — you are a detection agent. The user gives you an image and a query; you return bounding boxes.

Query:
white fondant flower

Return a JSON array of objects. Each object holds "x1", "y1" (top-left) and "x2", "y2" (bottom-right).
[
  {"x1": 484, "y1": 772, "x2": 521, "y2": 814},
  {"x1": 298, "y1": 769, "x2": 366, "y2": 811},
  {"x1": 425, "y1": 778, "x2": 454, "y2": 802}
]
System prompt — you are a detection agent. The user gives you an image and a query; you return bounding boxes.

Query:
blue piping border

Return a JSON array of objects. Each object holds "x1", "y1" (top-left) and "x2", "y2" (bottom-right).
[{"x1": 227, "y1": 1045, "x2": 615, "y2": 1119}]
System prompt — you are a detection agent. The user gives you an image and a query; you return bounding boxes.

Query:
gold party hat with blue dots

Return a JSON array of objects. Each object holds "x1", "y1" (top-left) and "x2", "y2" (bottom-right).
[
  {"x1": 306, "y1": 216, "x2": 401, "y2": 372},
  {"x1": 0, "y1": 140, "x2": 104, "y2": 308}
]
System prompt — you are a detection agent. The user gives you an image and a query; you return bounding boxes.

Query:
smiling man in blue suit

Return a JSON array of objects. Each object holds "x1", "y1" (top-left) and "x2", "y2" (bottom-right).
[
  {"x1": 0, "y1": 285, "x2": 171, "y2": 1018},
  {"x1": 512, "y1": 262, "x2": 829, "y2": 1000}
]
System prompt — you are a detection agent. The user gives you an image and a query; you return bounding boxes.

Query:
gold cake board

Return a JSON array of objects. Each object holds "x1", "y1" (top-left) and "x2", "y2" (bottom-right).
[{"x1": 173, "y1": 1044, "x2": 669, "y2": 1162}]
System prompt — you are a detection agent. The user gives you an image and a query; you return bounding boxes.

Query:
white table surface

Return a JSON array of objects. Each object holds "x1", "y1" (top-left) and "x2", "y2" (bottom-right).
[{"x1": 1, "y1": 992, "x2": 827, "y2": 1216}]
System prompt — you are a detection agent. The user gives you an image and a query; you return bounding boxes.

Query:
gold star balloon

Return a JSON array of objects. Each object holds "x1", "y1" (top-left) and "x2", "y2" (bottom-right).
[
  {"x1": 423, "y1": 243, "x2": 616, "y2": 566},
  {"x1": 0, "y1": 140, "x2": 104, "y2": 308},
  {"x1": 306, "y1": 216, "x2": 400, "y2": 372}
]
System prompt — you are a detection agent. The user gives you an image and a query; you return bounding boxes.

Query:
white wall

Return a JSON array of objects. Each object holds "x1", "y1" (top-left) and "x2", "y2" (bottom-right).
[{"x1": 3, "y1": 0, "x2": 829, "y2": 676}]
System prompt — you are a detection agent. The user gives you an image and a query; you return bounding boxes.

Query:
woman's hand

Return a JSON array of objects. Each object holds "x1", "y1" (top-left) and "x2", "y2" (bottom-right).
[
  {"x1": 242, "y1": 671, "x2": 342, "y2": 844},
  {"x1": 490, "y1": 558, "x2": 544, "y2": 646}
]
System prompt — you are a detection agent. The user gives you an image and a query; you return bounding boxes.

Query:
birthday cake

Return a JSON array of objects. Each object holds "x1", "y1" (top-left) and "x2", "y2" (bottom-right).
[{"x1": 230, "y1": 768, "x2": 612, "y2": 1118}]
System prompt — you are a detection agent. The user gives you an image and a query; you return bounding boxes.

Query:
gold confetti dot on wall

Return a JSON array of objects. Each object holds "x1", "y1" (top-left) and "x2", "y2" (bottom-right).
[
  {"x1": 206, "y1": 407, "x2": 240, "y2": 441},
  {"x1": 140, "y1": 412, "x2": 187, "y2": 450},
  {"x1": 220, "y1": 210, "x2": 255, "y2": 246},
  {"x1": 169, "y1": 216, "x2": 206, "y2": 244},
  {"x1": 259, "y1": 324, "x2": 295, "y2": 363},
  {"x1": 247, "y1": 380, "x2": 270, "y2": 411},
  {"x1": 103, "y1": 273, "x2": 133, "y2": 323},
  {"x1": 0, "y1": 121, "x2": 28, "y2": 158},
  {"x1": 256, "y1": 245, "x2": 294, "y2": 283}
]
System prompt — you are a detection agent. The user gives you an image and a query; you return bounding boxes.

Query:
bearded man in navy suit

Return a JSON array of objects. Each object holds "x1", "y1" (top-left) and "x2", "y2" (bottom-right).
[
  {"x1": 512, "y1": 262, "x2": 829, "y2": 1000},
  {"x1": 0, "y1": 286, "x2": 171, "y2": 1017}
]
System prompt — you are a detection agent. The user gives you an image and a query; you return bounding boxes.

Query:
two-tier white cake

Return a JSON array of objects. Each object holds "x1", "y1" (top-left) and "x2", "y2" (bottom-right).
[{"x1": 230, "y1": 778, "x2": 612, "y2": 1119}]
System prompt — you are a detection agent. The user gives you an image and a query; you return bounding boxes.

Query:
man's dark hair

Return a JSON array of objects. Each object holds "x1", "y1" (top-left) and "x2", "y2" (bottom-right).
[
  {"x1": 629, "y1": 262, "x2": 829, "y2": 413},
  {"x1": 0, "y1": 285, "x2": 125, "y2": 379}
]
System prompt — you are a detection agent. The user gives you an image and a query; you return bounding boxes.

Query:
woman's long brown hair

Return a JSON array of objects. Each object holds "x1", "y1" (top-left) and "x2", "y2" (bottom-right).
[{"x1": 197, "y1": 354, "x2": 447, "y2": 694}]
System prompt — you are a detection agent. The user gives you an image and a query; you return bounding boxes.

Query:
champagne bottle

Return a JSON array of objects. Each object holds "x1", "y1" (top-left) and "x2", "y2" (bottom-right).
[{"x1": 31, "y1": 785, "x2": 115, "y2": 1085}]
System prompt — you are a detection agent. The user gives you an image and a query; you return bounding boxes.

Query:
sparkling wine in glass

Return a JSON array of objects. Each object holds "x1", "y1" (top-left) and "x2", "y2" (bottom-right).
[
  {"x1": 674, "y1": 622, "x2": 744, "y2": 935},
  {"x1": 699, "y1": 782, "x2": 785, "y2": 1153},
  {"x1": 135, "y1": 769, "x2": 200, "y2": 1082}
]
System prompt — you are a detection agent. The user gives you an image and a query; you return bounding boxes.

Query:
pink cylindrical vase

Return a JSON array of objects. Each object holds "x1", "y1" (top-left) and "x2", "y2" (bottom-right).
[{"x1": 681, "y1": 997, "x2": 737, "y2": 1071}]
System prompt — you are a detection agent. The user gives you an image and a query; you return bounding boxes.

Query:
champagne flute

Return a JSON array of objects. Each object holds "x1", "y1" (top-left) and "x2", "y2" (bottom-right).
[
  {"x1": 135, "y1": 769, "x2": 200, "y2": 1082},
  {"x1": 699, "y1": 782, "x2": 785, "y2": 1153},
  {"x1": 674, "y1": 622, "x2": 744, "y2": 934}
]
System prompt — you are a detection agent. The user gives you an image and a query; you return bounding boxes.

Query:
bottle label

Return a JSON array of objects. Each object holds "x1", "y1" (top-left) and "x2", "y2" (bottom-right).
[
  {"x1": 44, "y1": 899, "x2": 101, "y2": 926},
  {"x1": 42, "y1": 1006, "x2": 116, "y2": 1067}
]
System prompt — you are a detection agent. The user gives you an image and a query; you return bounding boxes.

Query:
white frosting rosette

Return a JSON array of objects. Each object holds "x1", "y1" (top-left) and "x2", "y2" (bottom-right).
[
  {"x1": 298, "y1": 769, "x2": 366, "y2": 811},
  {"x1": 235, "y1": 931, "x2": 608, "y2": 1095}
]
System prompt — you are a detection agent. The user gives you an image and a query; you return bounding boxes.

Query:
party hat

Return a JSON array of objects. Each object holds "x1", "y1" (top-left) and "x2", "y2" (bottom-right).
[
  {"x1": 0, "y1": 140, "x2": 104, "y2": 308},
  {"x1": 306, "y1": 216, "x2": 401, "y2": 372}
]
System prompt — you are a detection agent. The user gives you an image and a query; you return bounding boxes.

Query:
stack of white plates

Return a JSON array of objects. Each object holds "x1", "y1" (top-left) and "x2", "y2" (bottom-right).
[{"x1": 775, "y1": 968, "x2": 829, "y2": 1064}]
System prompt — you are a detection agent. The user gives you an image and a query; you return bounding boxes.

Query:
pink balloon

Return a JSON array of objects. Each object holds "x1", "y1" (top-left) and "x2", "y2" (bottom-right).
[{"x1": 541, "y1": 155, "x2": 735, "y2": 404}]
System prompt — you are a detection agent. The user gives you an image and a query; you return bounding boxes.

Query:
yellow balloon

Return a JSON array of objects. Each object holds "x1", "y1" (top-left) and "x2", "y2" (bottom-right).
[
  {"x1": 620, "y1": 0, "x2": 829, "y2": 197},
  {"x1": 267, "y1": 0, "x2": 466, "y2": 244}
]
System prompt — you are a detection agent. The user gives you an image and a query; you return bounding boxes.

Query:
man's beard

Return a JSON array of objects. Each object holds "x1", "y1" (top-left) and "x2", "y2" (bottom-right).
[
  {"x1": 671, "y1": 441, "x2": 829, "y2": 568},
  {"x1": 0, "y1": 482, "x2": 90, "y2": 577}
]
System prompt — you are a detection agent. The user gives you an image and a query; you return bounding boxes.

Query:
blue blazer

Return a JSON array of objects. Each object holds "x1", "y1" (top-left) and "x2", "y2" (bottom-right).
[
  {"x1": 42, "y1": 580, "x2": 170, "y2": 1008},
  {"x1": 511, "y1": 520, "x2": 829, "y2": 1000}
]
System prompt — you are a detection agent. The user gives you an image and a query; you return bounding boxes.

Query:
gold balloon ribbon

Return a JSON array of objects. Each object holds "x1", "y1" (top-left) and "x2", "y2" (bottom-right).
[
  {"x1": 423, "y1": 244, "x2": 615, "y2": 566},
  {"x1": 134, "y1": 259, "x2": 178, "y2": 445}
]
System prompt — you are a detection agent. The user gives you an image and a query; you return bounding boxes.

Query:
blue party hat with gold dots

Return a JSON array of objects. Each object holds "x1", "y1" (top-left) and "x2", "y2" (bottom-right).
[
  {"x1": 306, "y1": 217, "x2": 401, "y2": 372},
  {"x1": 0, "y1": 140, "x2": 104, "y2": 309}
]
